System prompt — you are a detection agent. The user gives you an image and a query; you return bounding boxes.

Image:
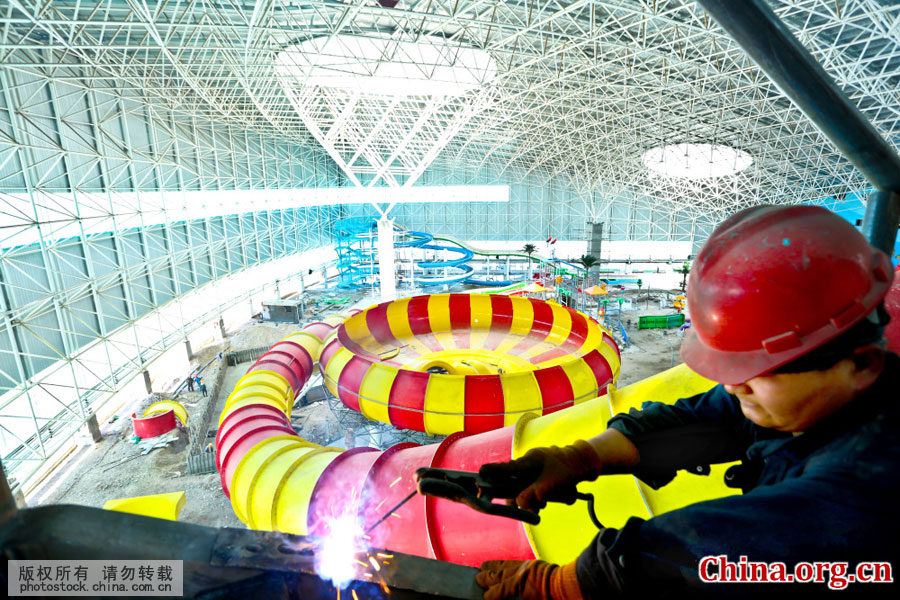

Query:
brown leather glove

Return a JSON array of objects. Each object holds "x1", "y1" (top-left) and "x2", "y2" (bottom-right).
[
  {"x1": 477, "y1": 560, "x2": 584, "y2": 600},
  {"x1": 479, "y1": 440, "x2": 604, "y2": 511}
]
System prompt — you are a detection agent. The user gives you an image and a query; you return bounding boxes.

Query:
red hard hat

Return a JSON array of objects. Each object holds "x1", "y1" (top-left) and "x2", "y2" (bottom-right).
[{"x1": 680, "y1": 204, "x2": 894, "y2": 384}]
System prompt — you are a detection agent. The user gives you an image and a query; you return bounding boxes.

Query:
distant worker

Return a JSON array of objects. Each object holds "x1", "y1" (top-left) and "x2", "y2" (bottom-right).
[
  {"x1": 344, "y1": 428, "x2": 356, "y2": 450},
  {"x1": 476, "y1": 205, "x2": 897, "y2": 598},
  {"x1": 186, "y1": 376, "x2": 194, "y2": 392},
  {"x1": 199, "y1": 379, "x2": 208, "y2": 398}
]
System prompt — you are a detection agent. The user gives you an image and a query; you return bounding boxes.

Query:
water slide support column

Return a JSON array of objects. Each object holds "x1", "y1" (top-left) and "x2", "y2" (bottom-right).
[
  {"x1": 378, "y1": 216, "x2": 397, "y2": 301},
  {"x1": 409, "y1": 245, "x2": 415, "y2": 288}
]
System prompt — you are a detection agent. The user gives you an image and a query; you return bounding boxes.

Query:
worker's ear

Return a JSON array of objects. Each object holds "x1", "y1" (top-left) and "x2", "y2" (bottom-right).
[{"x1": 848, "y1": 345, "x2": 885, "y2": 391}]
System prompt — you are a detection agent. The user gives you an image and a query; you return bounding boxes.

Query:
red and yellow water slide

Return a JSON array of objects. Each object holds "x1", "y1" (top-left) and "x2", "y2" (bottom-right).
[
  {"x1": 320, "y1": 294, "x2": 620, "y2": 434},
  {"x1": 216, "y1": 294, "x2": 735, "y2": 567}
]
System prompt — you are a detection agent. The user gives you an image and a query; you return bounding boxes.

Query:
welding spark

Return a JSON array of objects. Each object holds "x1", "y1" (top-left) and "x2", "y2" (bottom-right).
[
  {"x1": 376, "y1": 553, "x2": 394, "y2": 559},
  {"x1": 352, "y1": 590, "x2": 360, "y2": 600},
  {"x1": 389, "y1": 476, "x2": 403, "y2": 488},
  {"x1": 314, "y1": 516, "x2": 364, "y2": 589},
  {"x1": 368, "y1": 556, "x2": 381, "y2": 572}
]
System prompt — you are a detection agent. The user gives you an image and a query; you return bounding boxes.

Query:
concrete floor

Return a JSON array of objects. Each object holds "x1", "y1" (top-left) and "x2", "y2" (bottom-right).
[{"x1": 25, "y1": 288, "x2": 688, "y2": 530}]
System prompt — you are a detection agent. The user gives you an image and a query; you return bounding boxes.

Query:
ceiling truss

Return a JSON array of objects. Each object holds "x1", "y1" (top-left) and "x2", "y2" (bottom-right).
[{"x1": 0, "y1": 0, "x2": 898, "y2": 219}]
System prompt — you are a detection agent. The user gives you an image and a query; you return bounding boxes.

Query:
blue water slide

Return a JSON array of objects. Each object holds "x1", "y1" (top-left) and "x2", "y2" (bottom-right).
[
  {"x1": 415, "y1": 262, "x2": 476, "y2": 286},
  {"x1": 335, "y1": 218, "x2": 529, "y2": 288},
  {"x1": 416, "y1": 242, "x2": 517, "y2": 286},
  {"x1": 335, "y1": 217, "x2": 380, "y2": 289},
  {"x1": 549, "y1": 257, "x2": 587, "y2": 273},
  {"x1": 418, "y1": 244, "x2": 475, "y2": 268},
  {"x1": 465, "y1": 277, "x2": 516, "y2": 287},
  {"x1": 396, "y1": 230, "x2": 433, "y2": 248}
]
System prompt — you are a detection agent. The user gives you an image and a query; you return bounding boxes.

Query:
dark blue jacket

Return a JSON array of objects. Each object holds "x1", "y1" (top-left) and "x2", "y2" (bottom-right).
[{"x1": 575, "y1": 352, "x2": 900, "y2": 597}]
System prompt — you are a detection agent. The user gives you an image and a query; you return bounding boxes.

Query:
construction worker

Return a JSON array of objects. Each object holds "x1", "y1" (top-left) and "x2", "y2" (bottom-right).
[{"x1": 476, "y1": 205, "x2": 898, "y2": 598}]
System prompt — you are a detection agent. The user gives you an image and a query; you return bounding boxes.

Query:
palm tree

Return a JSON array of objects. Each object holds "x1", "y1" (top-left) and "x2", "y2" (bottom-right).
[
  {"x1": 577, "y1": 254, "x2": 598, "y2": 280},
  {"x1": 637, "y1": 278, "x2": 653, "y2": 308},
  {"x1": 677, "y1": 261, "x2": 691, "y2": 292},
  {"x1": 577, "y1": 254, "x2": 599, "y2": 311},
  {"x1": 523, "y1": 243, "x2": 537, "y2": 280}
]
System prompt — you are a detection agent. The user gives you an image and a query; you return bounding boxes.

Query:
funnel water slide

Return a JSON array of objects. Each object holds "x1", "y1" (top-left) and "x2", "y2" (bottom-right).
[
  {"x1": 216, "y1": 296, "x2": 737, "y2": 567},
  {"x1": 320, "y1": 294, "x2": 620, "y2": 434}
]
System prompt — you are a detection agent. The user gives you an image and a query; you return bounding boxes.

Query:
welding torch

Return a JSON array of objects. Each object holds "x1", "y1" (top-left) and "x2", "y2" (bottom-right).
[
  {"x1": 366, "y1": 464, "x2": 604, "y2": 536},
  {"x1": 413, "y1": 466, "x2": 604, "y2": 528}
]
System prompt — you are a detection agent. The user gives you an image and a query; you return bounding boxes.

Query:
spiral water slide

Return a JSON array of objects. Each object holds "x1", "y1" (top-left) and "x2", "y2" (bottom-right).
[
  {"x1": 336, "y1": 216, "x2": 566, "y2": 288},
  {"x1": 411, "y1": 234, "x2": 586, "y2": 287},
  {"x1": 396, "y1": 228, "x2": 510, "y2": 287},
  {"x1": 335, "y1": 217, "x2": 479, "y2": 288},
  {"x1": 431, "y1": 234, "x2": 586, "y2": 275},
  {"x1": 410, "y1": 235, "x2": 477, "y2": 287},
  {"x1": 216, "y1": 295, "x2": 737, "y2": 568}
]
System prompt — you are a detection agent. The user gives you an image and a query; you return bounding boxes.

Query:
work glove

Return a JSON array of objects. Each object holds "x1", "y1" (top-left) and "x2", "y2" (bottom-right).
[
  {"x1": 479, "y1": 440, "x2": 603, "y2": 512},
  {"x1": 477, "y1": 560, "x2": 584, "y2": 600}
]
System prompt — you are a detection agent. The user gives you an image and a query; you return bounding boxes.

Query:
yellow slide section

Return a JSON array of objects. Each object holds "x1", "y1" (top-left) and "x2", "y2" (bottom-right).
[
  {"x1": 143, "y1": 400, "x2": 188, "y2": 425},
  {"x1": 514, "y1": 363, "x2": 730, "y2": 565},
  {"x1": 103, "y1": 491, "x2": 187, "y2": 521}
]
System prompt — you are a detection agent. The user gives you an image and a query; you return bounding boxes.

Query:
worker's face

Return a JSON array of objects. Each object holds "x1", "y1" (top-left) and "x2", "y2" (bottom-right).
[{"x1": 722, "y1": 349, "x2": 883, "y2": 432}]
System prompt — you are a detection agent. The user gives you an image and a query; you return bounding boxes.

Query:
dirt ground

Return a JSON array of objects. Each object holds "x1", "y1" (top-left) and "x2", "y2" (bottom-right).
[
  {"x1": 29, "y1": 338, "x2": 246, "y2": 527},
  {"x1": 25, "y1": 311, "x2": 365, "y2": 527},
  {"x1": 27, "y1": 289, "x2": 688, "y2": 530}
]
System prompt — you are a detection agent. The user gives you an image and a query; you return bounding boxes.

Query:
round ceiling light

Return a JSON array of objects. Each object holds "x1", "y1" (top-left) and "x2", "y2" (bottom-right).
[
  {"x1": 276, "y1": 35, "x2": 497, "y2": 97},
  {"x1": 641, "y1": 143, "x2": 753, "y2": 180}
]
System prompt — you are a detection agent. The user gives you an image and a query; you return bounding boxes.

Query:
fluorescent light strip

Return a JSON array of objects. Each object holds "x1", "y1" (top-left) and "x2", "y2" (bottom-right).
[{"x1": 0, "y1": 185, "x2": 509, "y2": 246}]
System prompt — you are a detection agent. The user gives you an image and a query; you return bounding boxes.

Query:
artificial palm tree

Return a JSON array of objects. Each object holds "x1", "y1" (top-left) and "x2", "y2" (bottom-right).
[
  {"x1": 577, "y1": 254, "x2": 598, "y2": 281},
  {"x1": 577, "y1": 254, "x2": 599, "y2": 310},
  {"x1": 677, "y1": 262, "x2": 691, "y2": 292}
]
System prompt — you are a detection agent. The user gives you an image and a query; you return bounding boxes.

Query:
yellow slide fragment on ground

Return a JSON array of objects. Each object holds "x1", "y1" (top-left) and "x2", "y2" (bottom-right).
[{"x1": 103, "y1": 491, "x2": 187, "y2": 521}]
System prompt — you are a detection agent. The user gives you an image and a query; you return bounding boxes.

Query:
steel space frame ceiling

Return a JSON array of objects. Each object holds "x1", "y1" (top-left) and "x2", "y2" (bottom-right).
[{"x1": 2, "y1": 0, "x2": 900, "y2": 220}]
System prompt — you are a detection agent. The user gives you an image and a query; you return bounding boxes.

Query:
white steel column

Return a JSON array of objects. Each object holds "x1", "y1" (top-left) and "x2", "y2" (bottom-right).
[{"x1": 376, "y1": 217, "x2": 397, "y2": 302}]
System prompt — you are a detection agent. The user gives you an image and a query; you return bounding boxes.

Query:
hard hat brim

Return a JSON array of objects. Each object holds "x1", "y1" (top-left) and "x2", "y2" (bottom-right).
[
  {"x1": 680, "y1": 327, "x2": 796, "y2": 385},
  {"x1": 680, "y1": 304, "x2": 886, "y2": 385}
]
